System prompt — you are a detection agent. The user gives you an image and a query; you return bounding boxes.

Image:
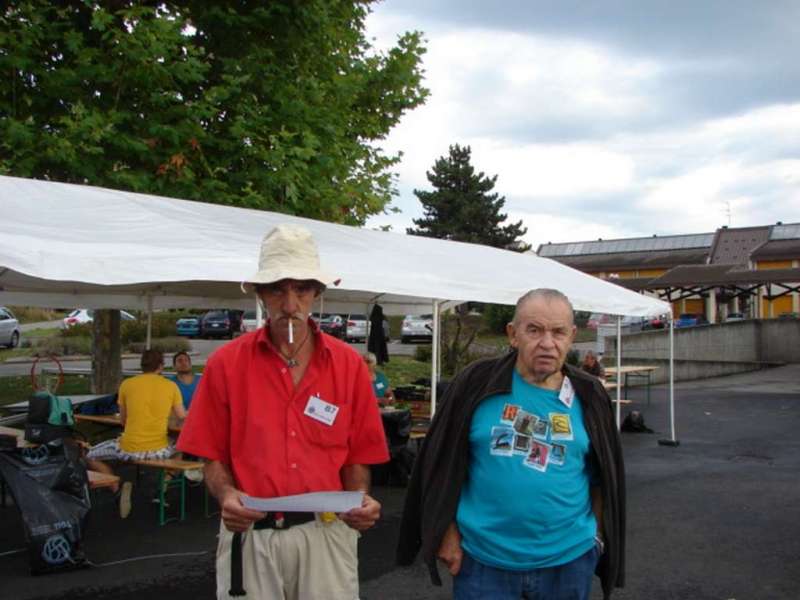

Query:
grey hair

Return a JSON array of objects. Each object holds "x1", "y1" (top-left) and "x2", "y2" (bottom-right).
[
  {"x1": 512, "y1": 288, "x2": 574, "y2": 326},
  {"x1": 362, "y1": 351, "x2": 377, "y2": 365}
]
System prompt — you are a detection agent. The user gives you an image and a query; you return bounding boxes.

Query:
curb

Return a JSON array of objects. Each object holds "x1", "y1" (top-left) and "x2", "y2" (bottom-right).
[{"x1": 2, "y1": 351, "x2": 199, "y2": 366}]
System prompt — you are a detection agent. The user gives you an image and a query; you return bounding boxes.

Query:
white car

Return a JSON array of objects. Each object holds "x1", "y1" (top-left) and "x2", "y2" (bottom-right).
[
  {"x1": 0, "y1": 307, "x2": 21, "y2": 349},
  {"x1": 63, "y1": 308, "x2": 136, "y2": 328},
  {"x1": 401, "y1": 314, "x2": 433, "y2": 343},
  {"x1": 240, "y1": 310, "x2": 260, "y2": 333},
  {"x1": 345, "y1": 314, "x2": 368, "y2": 342}
]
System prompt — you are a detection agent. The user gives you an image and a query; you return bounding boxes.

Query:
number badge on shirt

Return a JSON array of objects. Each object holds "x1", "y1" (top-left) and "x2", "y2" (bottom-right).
[{"x1": 304, "y1": 395, "x2": 339, "y2": 426}]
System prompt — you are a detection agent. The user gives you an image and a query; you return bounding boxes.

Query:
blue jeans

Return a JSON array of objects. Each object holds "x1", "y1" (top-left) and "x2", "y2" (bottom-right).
[{"x1": 453, "y1": 545, "x2": 600, "y2": 600}]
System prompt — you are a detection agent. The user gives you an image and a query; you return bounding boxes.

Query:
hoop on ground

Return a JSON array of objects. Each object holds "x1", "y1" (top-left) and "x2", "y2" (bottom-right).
[{"x1": 30, "y1": 353, "x2": 64, "y2": 394}]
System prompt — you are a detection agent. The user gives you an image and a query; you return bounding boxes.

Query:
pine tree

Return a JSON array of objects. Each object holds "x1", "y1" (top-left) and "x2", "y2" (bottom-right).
[{"x1": 408, "y1": 144, "x2": 529, "y2": 251}]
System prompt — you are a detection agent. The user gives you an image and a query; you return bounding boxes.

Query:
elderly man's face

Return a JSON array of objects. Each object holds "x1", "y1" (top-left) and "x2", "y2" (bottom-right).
[{"x1": 507, "y1": 296, "x2": 576, "y2": 383}]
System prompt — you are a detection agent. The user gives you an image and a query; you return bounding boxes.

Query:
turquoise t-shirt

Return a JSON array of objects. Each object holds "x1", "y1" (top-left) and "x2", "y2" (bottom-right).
[
  {"x1": 456, "y1": 369, "x2": 597, "y2": 570},
  {"x1": 372, "y1": 371, "x2": 390, "y2": 399},
  {"x1": 166, "y1": 374, "x2": 201, "y2": 410}
]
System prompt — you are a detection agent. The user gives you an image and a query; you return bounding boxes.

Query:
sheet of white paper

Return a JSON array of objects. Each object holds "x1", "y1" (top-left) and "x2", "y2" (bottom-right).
[{"x1": 241, "y1": 491, "x2": 364, "y2": 513}]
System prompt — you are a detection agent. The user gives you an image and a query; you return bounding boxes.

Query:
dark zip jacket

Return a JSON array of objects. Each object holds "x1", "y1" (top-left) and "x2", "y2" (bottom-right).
[{"x1": 396, "y1": 351, "x2": 626, "y2": 599}]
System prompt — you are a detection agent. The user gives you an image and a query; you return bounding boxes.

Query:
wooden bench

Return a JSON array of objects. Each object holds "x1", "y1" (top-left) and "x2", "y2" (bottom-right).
[
  {"x1": 88, "y1": 470, "x2": 120, "y2": 490},
  {"x1": 132, "y1": 458, "x2": 205, "y2": 525}
]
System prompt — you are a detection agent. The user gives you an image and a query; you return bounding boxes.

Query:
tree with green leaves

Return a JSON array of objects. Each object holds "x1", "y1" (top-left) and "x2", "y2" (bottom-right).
[
  {"x1": 1, "y1": 1, "x2": 428, "y2": 392},
  {"x1": 408, "y1": 144, "x2": 529, "y2": 250},
  {"x1": 1, "y1": 0, "x2": 427, "y2": 225},
  {"x1": 408, "y1": 144, "x2": 528, "y2": 375}
]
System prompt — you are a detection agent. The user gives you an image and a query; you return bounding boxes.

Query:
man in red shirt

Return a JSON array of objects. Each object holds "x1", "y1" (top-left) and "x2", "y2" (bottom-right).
[{"x1": 178, "y1": 224, "x2": 389, "y2": 600}]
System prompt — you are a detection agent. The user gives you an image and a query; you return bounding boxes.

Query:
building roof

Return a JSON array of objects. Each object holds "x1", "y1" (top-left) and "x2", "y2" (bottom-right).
[
  {"x1": 644, "y1": 265, "x2": 800, "y2": 288},
  {"x1": 552, "y1": 247, "x2": 709, "y2": 271},
  {"x1": 537, "y1": 232, "x2": 713, "y2": 258},
  {"x1": 750, "y1": 238, "x2": 800, "y2": 261},
  {"x1": 708, "y1": 225, "x2": 770, "y2": 266}
]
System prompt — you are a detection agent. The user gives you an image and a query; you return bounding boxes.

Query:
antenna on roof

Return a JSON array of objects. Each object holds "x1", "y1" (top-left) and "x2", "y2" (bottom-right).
[{"x1": 724, "y1": 201, "x2": 732, "y2": 226}]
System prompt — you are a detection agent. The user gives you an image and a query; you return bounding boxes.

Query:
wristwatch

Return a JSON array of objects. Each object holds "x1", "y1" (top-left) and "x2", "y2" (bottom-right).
[{"x1": 594, "y1": 534, "x2": 605, "y2": 555}]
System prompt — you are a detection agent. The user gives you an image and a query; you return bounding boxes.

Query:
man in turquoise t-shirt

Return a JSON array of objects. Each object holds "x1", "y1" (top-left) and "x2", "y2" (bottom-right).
[
  {"x1": 437, "y1": 289, "x2": 608, "y2": 600},
  {"x1": 166, "y1": 351, "x2": 201, "y2": 410}
]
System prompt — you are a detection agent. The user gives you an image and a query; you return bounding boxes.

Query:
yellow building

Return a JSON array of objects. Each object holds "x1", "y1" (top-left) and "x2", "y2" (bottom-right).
[{"x1": 537, "y1": 223, "x2": 800, "y2": 322}]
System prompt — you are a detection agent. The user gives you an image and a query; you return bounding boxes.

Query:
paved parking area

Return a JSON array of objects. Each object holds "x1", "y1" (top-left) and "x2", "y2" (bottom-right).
[{"x1": 2, "y1": 365, "x2": 799, "y2": 599}]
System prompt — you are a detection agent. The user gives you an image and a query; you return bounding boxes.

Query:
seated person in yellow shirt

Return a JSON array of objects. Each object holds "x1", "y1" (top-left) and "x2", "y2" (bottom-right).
[{"x1": 86, "y1": 349, "x2": 186, "y2": 518}]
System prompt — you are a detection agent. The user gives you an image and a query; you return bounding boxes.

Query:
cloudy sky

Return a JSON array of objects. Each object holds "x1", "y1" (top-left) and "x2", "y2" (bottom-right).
[{"x1": 364, "y1": 0, "x2": 800, "y2": 249}]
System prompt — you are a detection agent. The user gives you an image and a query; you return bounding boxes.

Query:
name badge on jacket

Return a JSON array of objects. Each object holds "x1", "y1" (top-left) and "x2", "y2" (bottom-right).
[{"x1": 304, "y1": 395, "x2": 339, "y2": 426}]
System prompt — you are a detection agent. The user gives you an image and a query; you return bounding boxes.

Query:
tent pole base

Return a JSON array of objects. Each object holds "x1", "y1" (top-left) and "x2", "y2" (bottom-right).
[{"x1": 658, "y1": 439, "x2": 680, "y2": 447}]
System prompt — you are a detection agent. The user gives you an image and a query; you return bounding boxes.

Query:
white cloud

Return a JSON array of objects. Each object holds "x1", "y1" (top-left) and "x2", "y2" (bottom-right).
[{"x1": 365, "y1": 8, "x2": 800, "y2": 247}]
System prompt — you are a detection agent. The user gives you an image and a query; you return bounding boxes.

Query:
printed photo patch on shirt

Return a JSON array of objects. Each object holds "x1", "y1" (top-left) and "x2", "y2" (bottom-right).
[
  {"x1": 490, "y1": 426, "x2": 515, "y2": 456},
  {"x1": 549, "y1": 413, "x2": 574, "y2": 441},
  {"x1": 513, "y1": 434, "x2": 531, "y2": 455},
  {"x1": 501, "y1": 403, "x2": 520, "y2": 424},
  {"x1": 513, "y1": 410, "x2": 537, "y2": 436},
  {"x1": 532, "y1": 418, "x2": 549, "y2": 441},
  {"x1": 550, "y1": 443, "x2": 567, "y2": 466},
  {"x1": 524, "y1": 440, "x2": 552, "y2": 472}
]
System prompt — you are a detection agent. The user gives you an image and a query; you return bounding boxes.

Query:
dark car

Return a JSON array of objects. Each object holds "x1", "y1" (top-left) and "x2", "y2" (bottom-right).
[
  {"x1": 200, "y1": 309, "x2": 243, "y2": 339},
  {"x1": 675, "y1": 313, "x2": 709, "y2": 328},
  {"x1": 319, "y1": 313, "x2": 345, "y2": 338}
]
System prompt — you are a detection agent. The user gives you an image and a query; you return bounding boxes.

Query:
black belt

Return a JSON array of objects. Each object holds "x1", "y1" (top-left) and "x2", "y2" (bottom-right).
[
  {"x1": 229, "y1": 512, "x2": 318, "y2": 596},
  {"x1": 253, "y1": 511, "x2": 316, "y2": 530}
]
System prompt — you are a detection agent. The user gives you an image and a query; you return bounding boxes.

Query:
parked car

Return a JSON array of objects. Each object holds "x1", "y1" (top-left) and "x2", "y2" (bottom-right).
[
  {"x1": 63, "y1": 308, "x2": 135, "y2": 328},
  {"x1": 675, "y1": 313, "x2": 709, "y2": 328},
  {"x1": 344, "y1": 314, "x2": 368, "y2": 342},
  {"x1": 0, "y1": 306, "x2": 21, "y2": 349},
  {"x1": 319, "y1": 313, "x2": 345, "y2": 338},
  {"x1": 401, "y1": 314, "x2": 433, "y2": 343},
  {"x1": 777, "y1": 312, "x2": 799, "y2": 320},
  {"x1": 586, "y1": 313, "x2": 613, "y2": 330},
  {"x1": 724, "y1": 312, "x2": 745, "y2": 323},
  {"x1": 200, "y1": 309, "x2": 243, "y2": 339},
  {"x1": 240, "y1": 310, "x2": 260, "y2": 333},
  {"x1": 175, "y1": 315, "x2": 202, "y2": 337},
  {"x1": 642, "y1": 315, "x2": 667, "y2": 330}
]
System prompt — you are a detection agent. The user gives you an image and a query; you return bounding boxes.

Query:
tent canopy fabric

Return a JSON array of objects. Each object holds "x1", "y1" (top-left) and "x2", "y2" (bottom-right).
[{"x1": 0, "y1": 176, "x2": 670, "y2": 317}]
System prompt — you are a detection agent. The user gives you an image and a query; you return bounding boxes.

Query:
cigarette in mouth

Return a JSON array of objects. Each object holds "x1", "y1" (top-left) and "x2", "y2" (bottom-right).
[{"x1": 288, "y1": 319, "x2": 294, "y2": 344}]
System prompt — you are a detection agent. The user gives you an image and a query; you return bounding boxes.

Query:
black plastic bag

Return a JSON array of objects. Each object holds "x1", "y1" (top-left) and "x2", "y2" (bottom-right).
[{"x1": 0, "y1": 440, "x2": 91, "y2": 574}]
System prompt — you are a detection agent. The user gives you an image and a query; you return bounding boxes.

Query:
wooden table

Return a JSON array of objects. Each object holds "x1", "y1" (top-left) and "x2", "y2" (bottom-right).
[
  {"x1": 75, "y1": 413, "x2": 183, "y2": 434},
  {"x1": 0, "y1": 425, "x2": 33, "y2": 448},
  {"x1": 605, "y1": 365, "x2": 659, "y2": 405}
]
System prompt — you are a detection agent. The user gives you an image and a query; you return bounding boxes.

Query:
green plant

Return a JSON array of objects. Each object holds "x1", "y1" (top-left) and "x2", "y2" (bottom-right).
[
  {"x1": 414, "y1": 344, "x2": 432, "y2": 363},
  {"x1": 126, "y1": 337, "x2": 191, "y2": 354},
  {"x1": 483, "y1": 304, "x2": 515, "y2": 334}
]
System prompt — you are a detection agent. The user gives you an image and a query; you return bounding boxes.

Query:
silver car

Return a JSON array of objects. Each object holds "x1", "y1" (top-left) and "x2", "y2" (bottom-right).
[
  {"x1": 345, "y1": 314, "x2": 368, "y2": 342},
  {"x1": 401, "y1": 314, "x2": 433, "y2": 343},
  {"x1": 0, "y1": 306, "x2": 21, "y2": 348}
]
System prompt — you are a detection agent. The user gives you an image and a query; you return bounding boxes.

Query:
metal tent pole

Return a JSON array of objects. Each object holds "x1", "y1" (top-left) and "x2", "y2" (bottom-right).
[
  {"x1": 658, "y1": 314, "x2": 680, "y2": 446},
  {"x1": 431, "y1": 300, "x2": 441, "y2": 417},
  {"x1": 616, "y1": 316, "x2": 622, "y2": 429},
  {"x1": 145, "y1": 295, "x2": 153, "y2": 350}
]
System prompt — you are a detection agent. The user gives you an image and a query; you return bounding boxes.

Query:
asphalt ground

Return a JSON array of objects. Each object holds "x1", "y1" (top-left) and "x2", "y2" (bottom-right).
[{"x1": 2, "y1": 365, "x2": 800, "y2": 600}]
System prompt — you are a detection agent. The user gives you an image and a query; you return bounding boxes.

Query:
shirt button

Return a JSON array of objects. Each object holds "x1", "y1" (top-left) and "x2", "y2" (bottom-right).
[
  {"x1": 290, "y1": 463, "x2": 297, "y2": 469},
  {"x1": 290, "y1": 430, "x2": 296, "y2": 437},
  {"x1": 281, "y1": 368, "x2": 287, "y2": 374}
]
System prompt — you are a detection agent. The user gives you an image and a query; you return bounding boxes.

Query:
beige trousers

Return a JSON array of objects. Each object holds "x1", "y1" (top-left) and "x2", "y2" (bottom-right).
[{"x1": 216, "y1": 516, "x2": 360, "y2": 600}]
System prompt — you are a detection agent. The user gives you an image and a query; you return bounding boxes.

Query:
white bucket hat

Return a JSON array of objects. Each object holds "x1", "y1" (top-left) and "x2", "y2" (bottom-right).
[{"x1": 244, "y1": 224, "x2": 339, "y2": 288}]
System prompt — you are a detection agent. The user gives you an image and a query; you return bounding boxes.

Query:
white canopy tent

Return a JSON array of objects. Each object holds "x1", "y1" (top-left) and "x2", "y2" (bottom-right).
[{"x1": 0, "y1": 176, "x2": 677, "y2": 441}]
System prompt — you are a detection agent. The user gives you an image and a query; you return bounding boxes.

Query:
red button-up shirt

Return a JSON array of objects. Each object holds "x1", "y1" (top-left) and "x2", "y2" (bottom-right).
[{"x1": 177, "y1": 321, "x2": 389, "y2": 498}]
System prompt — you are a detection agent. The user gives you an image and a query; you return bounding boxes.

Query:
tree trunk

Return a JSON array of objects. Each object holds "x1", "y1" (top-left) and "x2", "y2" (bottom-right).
[{"x1": 91, "y1": 309, "x2": 122, "y2": 394}]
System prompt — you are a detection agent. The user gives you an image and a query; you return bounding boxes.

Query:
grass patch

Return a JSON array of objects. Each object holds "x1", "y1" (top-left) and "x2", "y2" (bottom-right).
[
  {"x1": 22, "y1": 327, "x2": 61, "y2": 339},
  {"x1": 0, "y1": 374, "x2": 93, "y2": 408},
  {"x1": 381, "y1": 356, "x2": 431, "y2": 387}
]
